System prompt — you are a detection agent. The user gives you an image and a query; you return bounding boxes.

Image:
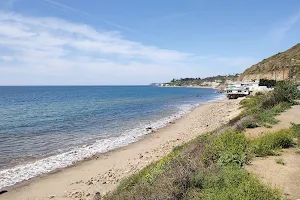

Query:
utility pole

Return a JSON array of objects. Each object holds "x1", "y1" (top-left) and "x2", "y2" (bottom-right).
[
  {"x1": 289, "y1": 59, "x2": 293, "y2": 81},
  {"x1": 289, "y1": 58, "x2": 300, "y2": 81}
]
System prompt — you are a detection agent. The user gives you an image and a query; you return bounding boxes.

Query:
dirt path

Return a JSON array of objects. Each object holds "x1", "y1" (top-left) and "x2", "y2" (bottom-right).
[
  {"x1": 245, "y1": 105, "x2": 300, "y2": 200},
  {"x1": 246, "y1": 148, "x2": 300, "y2": 200},
  {"x1": 245, "y1": 105, "x2": 300, "y2": 138}
]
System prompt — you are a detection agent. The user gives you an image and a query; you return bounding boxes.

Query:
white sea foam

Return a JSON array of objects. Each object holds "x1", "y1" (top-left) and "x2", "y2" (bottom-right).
[
  {"x1": 0, "y1": 93, "x2": 227, "y2": 190},
  {"x1": 0, "y1": 101, "x2": 201, "y2": 190},
  {"x1": 208, "y1": 94, "x2": 226, "y2": 102}
]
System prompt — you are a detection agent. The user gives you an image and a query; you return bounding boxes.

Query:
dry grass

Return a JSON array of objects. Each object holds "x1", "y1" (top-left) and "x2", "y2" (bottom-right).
[
  {"x1": 241, "y1": 43, "x2": 300, "y2": 77},
  {"x1": 104, "y1": 131, "x2": 282, "y2": 200}
]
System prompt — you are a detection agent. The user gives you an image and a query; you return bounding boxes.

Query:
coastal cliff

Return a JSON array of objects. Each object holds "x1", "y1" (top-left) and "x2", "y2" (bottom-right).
[{"x1": 238, "y1": 43, "x2": 300, "y2": 81}]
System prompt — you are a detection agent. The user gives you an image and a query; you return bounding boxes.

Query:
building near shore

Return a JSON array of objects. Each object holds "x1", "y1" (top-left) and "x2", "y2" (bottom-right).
[{"x1": 225, "y1": 80, "x2": 273, "y2": 99}]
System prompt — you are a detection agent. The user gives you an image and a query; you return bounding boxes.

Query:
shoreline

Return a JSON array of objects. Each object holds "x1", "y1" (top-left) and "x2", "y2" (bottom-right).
[
  {"x1": 158, "y1": 85, "x2": 218, "y2": 89},
  {"x1": 1, "y1": 98, "x2": 241, "y2": 200},
  {"x1": 0, "y1": 94, "x2": 224, "y2": 190}
]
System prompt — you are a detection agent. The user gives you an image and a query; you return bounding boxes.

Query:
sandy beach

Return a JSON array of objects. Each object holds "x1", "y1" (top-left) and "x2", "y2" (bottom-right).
[{"x1": 1, "y1": 98, "x2": 241, "y2": 200}]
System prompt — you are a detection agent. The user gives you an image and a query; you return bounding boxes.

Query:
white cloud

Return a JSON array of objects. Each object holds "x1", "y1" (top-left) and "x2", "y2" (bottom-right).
[
  {"x1": 0, "y1": 11, "x2": 255, "y2": 85},
  {"x1": 0, "y1": 12, "x2": 191, "y2": 61}
]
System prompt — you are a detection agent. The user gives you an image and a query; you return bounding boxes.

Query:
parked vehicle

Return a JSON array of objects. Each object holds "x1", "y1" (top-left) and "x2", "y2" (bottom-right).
[{"x1": 226, "y1": 86, "x2": 250, "y2": 99}]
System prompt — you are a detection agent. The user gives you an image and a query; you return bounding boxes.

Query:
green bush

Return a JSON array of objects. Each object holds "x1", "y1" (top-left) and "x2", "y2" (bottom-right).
[
  {"x1": 231, "y1": 116, "x2": 258, "y2": 131},
  {"x1": 115, "y1": 151, "x2": 177, "y2": 192},
  {"x1": 291, "y1": 123, "x2": 300, "y2": 140},
  {"x1": 259, "y1": 79, "x2": 276, "y2": 88},
  {"x1": 273, "y1": 81, "x2": 300, "y2": 103},
  {"x1": 106, "y1": 129, "x2": 283, "y2": 200},
  {"x1": 238, "y1": 83, "x2": 296, "y2": 128},
  {"x1": 261, "y1": 93, "x2": 278, "y2": 109},
  {"x1": 255, "y1": 91, "x2": 264, "y2": 96},
  {"x1": 251, "y1": 130, "x2": 293, "y2": 157},
  {"x1": 203, "y1": 130, "x2": 250, "y2": 167},
  {"x1": 196, "y1": 166, "x2": 282, "y2": 200},
  {"x1": 256, "y1": 102, "x2": 291, "y2": 126}
]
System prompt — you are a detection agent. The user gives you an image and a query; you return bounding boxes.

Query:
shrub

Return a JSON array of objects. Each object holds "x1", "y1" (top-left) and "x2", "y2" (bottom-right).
[
  {"x1": 251, "y1": 130, "x2": 293, "y2": 157},
  {"x1": 231, "y1": 116, "x2": 258, "y2": 131},
  {"x1": 259, "y1": 79, "x2": 276, "y2": 88},
  {"x1": 261, "y1": 93, "x2": 278, "y2": 109},
  {"x1": 198, "y1": 166, "x2": 282, "y2": 200},
  {"x1": 255, "y1": 91, "x2": 264, "y2": 96},
  {"x1": 236, "y1": 81, "x2": 299, "y2": 128},
  {"x1": 106, "y1": 111, "x2": 296, "y2": 199},
  {"x1": 115, "y1": 151, "x2": 177, "y2": 192},
  {"x1": 239, "y1": 88, "x2": 294, "y2": 128},
  {"x1": 273, "y1": 81, "x2": 300, "y2": 103},
  {"x1": 203, "y1": 131, "x2": 250, "y2": 167},
  {"x1": 256, "y1": 102, "x2": 291, "y2": 126},
  {"x1": 291, "y1": 123, "x2": 300, "y2": 140},
  {"x1": 106, "y1": 129, "x2": 283, "y2": 200}
]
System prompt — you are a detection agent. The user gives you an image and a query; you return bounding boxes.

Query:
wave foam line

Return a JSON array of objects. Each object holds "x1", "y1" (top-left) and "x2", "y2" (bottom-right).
[{"x1": 0, "y1": 103, "x2": 197, "y2": 189}]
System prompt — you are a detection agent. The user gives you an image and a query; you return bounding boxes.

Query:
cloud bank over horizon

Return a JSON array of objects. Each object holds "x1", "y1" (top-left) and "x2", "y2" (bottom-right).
[{"x1": 0, "y1": 11, "x2": 256, "y2": 85}]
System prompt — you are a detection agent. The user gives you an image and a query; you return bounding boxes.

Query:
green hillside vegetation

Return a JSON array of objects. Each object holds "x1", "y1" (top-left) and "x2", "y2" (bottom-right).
[
  {"x1": 104, "y1": 81, "x2": 300, "y2": 200},
  {"x1": 167, "y1": 74, "x2": 239, "y2": 86},
  {"x1": 241, "y1": 43, "x2": 300, "y2": 77},
  {"x1": 235, "y1": 81, "x2": 299, "y2": 127}
]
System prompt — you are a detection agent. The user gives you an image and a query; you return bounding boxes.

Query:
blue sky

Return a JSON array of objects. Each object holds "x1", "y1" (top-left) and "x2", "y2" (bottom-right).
[{"x1": 0, "y1": 0, "x2": 299, "y2": 85}]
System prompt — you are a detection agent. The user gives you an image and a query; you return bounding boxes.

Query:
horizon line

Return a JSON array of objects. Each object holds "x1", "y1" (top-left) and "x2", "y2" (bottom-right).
[{"x1": 0, "y1": 85, "x2": 152, "y2": 87}]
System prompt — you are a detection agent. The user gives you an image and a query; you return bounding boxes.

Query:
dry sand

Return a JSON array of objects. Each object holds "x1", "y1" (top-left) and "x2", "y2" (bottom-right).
[{"x1": 0, "y1": 99, "x2": 241, "y2": 200}]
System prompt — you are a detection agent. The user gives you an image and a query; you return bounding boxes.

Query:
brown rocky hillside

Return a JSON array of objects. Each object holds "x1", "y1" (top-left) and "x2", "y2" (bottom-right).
[{"x1": 238, "y1": 43, "x2": 300, "y2": 81}]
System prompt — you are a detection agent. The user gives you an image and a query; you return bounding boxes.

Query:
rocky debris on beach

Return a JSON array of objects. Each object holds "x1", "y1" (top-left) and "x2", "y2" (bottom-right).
[
  {"x1": 86, "y1": 179, "x2": 93, "y2": 185},
  {"x1": 92, "y1": 192, "x2": 101, "y2": 200},
  {"x1": 65, "y1": 191, "x2": 85, "y2": 199},
  {"x1": 63, "y1": 190, "x2": 94, "y2": 199},
  {"x1": 80, "y1": 168, "x2": 123, "y2": 187},
  {"x1": 74, "y1": 180, "x2": 84, "y2": 184},
  {"x1": 146, "y1": 127, "x2": 154, "y2": 133},
  {"x1": 0, "y1": 190, "x2": 8, "y2": 195}
]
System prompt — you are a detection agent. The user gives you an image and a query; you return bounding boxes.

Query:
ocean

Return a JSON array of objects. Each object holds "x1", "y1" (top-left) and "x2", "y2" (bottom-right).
[{"x1": 0, "y1": 86, "x2": 223, "y2": 189}]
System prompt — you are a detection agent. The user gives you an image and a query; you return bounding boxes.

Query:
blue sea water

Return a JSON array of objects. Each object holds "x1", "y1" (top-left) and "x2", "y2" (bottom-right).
[{"x1": 0, "y1": 86, "x2": 223, "y2": 189}]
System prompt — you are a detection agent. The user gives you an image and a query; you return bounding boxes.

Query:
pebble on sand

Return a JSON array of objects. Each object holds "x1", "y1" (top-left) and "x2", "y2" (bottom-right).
[{"x1": 92, "y1": 192, "x2": 101, "y2": 200}]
